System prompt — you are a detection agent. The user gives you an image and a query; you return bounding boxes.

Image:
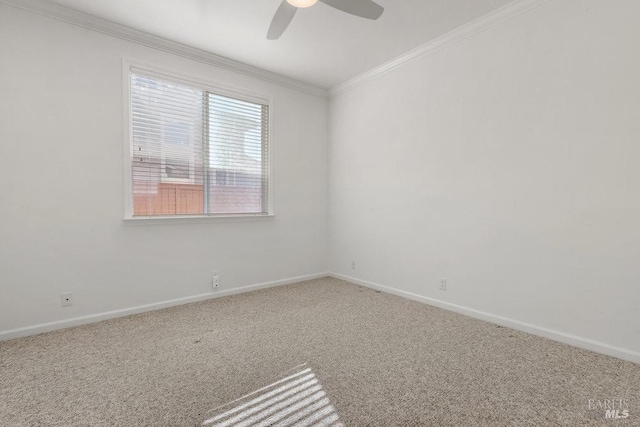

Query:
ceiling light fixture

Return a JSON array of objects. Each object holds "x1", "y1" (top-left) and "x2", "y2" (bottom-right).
[{"x1": 286, "y1": 0, "x2": 318, "y2": 8}]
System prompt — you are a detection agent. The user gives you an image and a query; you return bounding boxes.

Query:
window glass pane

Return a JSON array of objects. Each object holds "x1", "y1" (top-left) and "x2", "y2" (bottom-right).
[
  {"x1": 208, "y1": 94, "x2": 268, "y2": 214},
  {"x1": 131, "y1": 73, "x2": 204, "y2": 216}
]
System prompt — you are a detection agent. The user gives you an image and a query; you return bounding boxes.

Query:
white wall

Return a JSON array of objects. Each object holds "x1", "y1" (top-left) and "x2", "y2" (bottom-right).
[
  {"x1": 0, "y1": 4, "x2": 328, "y2": 334},
  {"x1": 329, "y1": 0, "x2": 640, "y2": 357}
]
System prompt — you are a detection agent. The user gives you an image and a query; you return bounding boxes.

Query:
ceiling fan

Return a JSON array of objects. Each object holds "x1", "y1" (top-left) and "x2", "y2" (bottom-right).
[{"x1": 267, "y1": 0, "x2": 384, "y2": 40}]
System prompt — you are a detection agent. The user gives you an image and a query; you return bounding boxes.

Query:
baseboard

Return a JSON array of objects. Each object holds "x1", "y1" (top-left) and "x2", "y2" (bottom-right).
[
  {"x1": 0, "y1": 272, "x2": 330, "y2": 342},
  {"x1": 329, "y1": 272, "x2": 640, "y2": 365}
]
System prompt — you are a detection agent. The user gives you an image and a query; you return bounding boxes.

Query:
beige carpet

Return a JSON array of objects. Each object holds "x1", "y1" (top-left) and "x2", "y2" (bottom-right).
[{"x1": 1, "y1": 277, "x2": 638, "y2": 426}]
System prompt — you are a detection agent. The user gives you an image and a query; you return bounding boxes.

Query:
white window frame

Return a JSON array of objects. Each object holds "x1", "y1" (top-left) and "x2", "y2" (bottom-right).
[{"x1": 122, "y1": 59, "x2": 274, "y2": 223}]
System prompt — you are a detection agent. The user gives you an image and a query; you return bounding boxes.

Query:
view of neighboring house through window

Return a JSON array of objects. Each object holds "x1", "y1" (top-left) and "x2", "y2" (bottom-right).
[{"x1": 129, "y1": 71, "x2": 269, "y2": 217}]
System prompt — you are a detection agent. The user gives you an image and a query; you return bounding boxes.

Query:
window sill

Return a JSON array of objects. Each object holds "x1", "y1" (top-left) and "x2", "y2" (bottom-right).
[{"x1": 123, "y1": 213, "x2": 276, "y2": 226}]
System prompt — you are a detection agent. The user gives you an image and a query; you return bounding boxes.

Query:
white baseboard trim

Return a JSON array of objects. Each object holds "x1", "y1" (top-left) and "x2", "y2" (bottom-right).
[
  {"x1": 330, "y1": 272, "x2": 640, "y2": 364},
  {"x1": 0, "y1": 272, "x2": 329, "y2": 342}
]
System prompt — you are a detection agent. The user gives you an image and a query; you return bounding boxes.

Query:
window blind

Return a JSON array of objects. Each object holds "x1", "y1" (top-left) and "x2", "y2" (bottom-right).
[{"x1": 130, "y1": 71, "x2": 269, "y2": 217}]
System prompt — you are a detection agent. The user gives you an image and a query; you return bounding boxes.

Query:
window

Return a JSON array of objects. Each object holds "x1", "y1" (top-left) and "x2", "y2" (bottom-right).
[{"x1": 127, "y1": 68, "x2": 270, "y2": 218}]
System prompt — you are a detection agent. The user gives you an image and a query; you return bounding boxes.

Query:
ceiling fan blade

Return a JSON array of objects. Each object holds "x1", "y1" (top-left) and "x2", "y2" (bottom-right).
[
  {"x1": 267, "y1": 1, "x2": 298, "y2": 40},
  {"x1": 319, "y1": 0, "x2": 384, "y2": 20}
]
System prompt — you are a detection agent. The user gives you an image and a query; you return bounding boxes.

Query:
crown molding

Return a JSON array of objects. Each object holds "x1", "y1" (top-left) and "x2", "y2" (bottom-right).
[
  {"x1": 329, "y1": 0, "x2": 553, "y2": 97},
  {"x1": 0, "y1": 0, "x2": 329, "y2": 99}
]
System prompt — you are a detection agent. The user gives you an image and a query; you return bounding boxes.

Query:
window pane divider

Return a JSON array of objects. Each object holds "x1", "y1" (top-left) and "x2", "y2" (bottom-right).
[{"x1": 202, "y1": 91, "x2": 210, "y2": 215}]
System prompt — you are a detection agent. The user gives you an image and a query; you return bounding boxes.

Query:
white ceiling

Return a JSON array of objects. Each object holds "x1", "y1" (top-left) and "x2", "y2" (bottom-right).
[{"x1": 45, "y1": 0, "x2": 516, "y2": 89}]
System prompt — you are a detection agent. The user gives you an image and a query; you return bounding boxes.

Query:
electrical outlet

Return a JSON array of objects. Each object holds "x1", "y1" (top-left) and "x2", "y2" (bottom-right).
[
  {"x1": 439, "y1": 278, "x2": 447, "y2": 291},
  {"x1": 351, "y1": 261, "x2": 356, "y2": 269},
  {"x1": 212, "y1": 271, "x2": 220, "y2": 289},
  {"x1": 61, "y1": 292, "x2": 73, "y2": 307}
]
